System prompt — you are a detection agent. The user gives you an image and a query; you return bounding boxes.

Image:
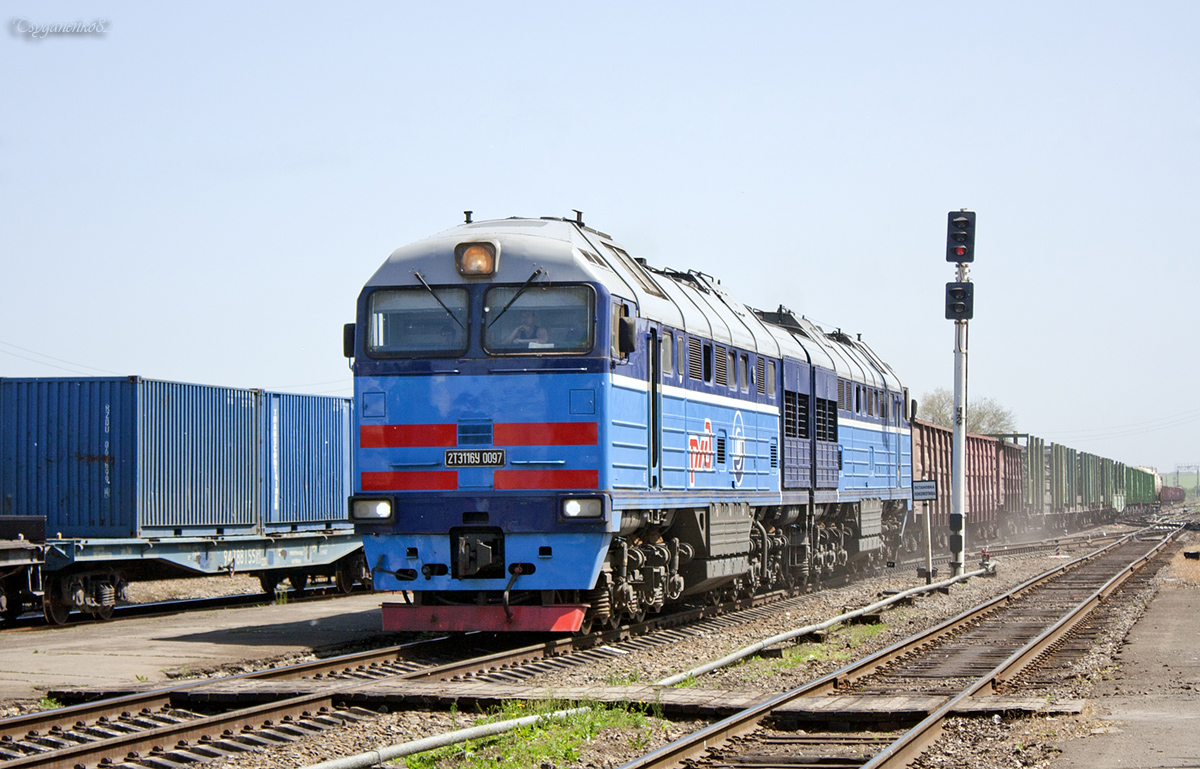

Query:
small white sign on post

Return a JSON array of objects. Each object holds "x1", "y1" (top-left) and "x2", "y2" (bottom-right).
[{"x1": 912, "y1": 480, "x2": 938, "y2": 502}]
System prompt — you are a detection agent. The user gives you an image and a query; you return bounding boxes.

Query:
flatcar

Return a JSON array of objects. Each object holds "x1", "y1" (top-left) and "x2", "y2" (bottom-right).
[
  {"x1": 346, "y1": 215, "x2": 914, "y2": 633},
  {"x1": 0, "y1": 376, "x2": 369, "y2": 624}
]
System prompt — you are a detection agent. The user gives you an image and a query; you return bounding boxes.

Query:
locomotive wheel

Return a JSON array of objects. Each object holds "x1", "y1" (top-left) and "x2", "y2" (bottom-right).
[
  {"x1": 43, "y1": 591, "x2": 71, "y2": 626},
  {"x1": 95, "y1": 604, "x2": 114, "y2": 621},
  {"x1": 259, "y1": 574, "x2": 281, "y2": 595},
  {"x1": 628, "y1": 607, "x2": 646, "y2": 625}
]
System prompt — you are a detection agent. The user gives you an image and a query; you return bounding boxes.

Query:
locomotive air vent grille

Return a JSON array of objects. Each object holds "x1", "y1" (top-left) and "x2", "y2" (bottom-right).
[
  {"x1": 756, "y1": 357, "x2": 766, "y2": 394},
  {"x1": 688, "y1": 338, "x2": 702, "y2": 381},
  {"x1": 458, "y1": 422, "x2": 493, "y2": 445},
  {"x1": 716, "y1": 436, "x2": 726, "y2": 464},
  {"x1": 715, "y1": 346, "x2": 728, "y2": 386},
  {"x1": 770, "y1": 442, "x2": 778, "y2": 468}
]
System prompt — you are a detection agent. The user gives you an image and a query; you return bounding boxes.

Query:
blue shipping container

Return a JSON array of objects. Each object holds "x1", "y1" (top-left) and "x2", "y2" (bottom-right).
[{"x1": 0, "y1": 377, "x2": 352, "y2": 538}]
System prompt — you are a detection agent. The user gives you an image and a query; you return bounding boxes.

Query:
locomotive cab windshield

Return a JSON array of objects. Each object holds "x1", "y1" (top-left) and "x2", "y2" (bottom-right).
[
  {"x1": 484, "y1": 284, "x2": 594, "y2": 354},
  {"x1": 368, "y1": 287, "x2": 469, "y2": 357}
]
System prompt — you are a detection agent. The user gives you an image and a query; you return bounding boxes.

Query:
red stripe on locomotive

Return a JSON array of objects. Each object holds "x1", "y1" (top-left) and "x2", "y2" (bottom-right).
[
  {"x1": 494, "y1": 469, "x2": 599, "y2": 490},
  {"x1": 360, "y1": 424, "x2": 457, "y2": 448},
  {"x1": 361, "y1": 471, "x2": 458, "y2": 491},
  {"x1": 493, "y1": 422, "x2": 598, "y2": 446}
]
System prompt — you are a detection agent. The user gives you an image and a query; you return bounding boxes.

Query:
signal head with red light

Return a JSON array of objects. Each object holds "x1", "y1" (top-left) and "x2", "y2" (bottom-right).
[{"x1": 946, "y1": 211, "x2": 976, "y2": 263}]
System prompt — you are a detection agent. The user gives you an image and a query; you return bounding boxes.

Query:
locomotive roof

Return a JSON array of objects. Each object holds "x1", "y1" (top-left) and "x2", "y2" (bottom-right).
[{"x1": 367, "y1": 216, "x2": 905, "y2": 393}]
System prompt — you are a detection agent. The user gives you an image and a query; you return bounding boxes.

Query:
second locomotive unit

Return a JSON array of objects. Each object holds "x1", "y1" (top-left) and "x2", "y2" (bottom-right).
[{"x1": 346, "y1": 214, "x2": 913, "y2": 632}]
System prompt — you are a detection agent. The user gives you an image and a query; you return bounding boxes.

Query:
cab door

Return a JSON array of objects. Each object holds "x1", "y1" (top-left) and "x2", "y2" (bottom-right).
[{"x1": 647, "y1": 324, "x2": 663, "y2": 490}]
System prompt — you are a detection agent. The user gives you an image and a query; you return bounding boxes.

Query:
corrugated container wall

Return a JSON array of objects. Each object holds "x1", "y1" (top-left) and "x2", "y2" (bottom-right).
[
  {"x1": 139, "y1": 379, "x2": 260, "y2": 529},
  {"x1": 266, "y1": 393, "x2": 352, "y2": 526},
  {"x1": 0, "y1": 377, "x2": 352, "y2": 538},
  {"x1": 1, "y1": 378, "x2": 138, "y2": 536}
]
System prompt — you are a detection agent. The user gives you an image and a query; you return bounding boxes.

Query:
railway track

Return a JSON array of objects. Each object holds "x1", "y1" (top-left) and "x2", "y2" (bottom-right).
[
  {"x1": 619, "y1": 524, "x2": 1180, "y2": 769},
  {"x1": 0, "y1": 577, "x2": 863, "y2": 769},
  {"x1": 0, "y1": 523, "x2": 1161, "y2": 769}
]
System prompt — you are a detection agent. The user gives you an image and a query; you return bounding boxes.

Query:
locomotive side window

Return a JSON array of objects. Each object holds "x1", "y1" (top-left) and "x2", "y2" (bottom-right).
[
  {"x1": 767, "y1": 360, "x2": 776, "y2": 397},
  {"x1": 484, "y1": 285, "x2": 594, "y2": 355},
  {"x1": 603, "y1": 244, "x2": 667, "y2": 299},
  {"x1": 662, "y1": 333, "x2": 673, "y2": 375},
  {"x1": 609, "y1": 301, "x2": 628, "y2": 360},
  {"x1": 739, "y1": 355, "x2": 749, "y2": 393},
  {"x1": 678, "y1": 335, "x2": 687, "y2": 378},
  {"x1": 368, "y1": 287, "x2": 469, "y2": 357}
]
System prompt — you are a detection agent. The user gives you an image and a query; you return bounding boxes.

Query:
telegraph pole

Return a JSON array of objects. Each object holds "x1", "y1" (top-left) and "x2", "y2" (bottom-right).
[{"x1": 945, "y1": 211, "x2": 976, "y2": 577}]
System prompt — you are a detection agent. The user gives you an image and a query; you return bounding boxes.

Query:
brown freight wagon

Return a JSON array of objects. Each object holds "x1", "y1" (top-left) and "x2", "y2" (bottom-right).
[{"x1": 908, "y1": 419, "x2": 1024, "y2": 552}]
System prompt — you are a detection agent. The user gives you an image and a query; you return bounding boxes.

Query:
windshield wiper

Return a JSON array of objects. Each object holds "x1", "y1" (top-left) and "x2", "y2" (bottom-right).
[
  {"x1": 488, "y1": 269, "x2": 543, "y2": 328},
  {"x1": 413, "y1": 271, "x2": 464, "y2": 329}
]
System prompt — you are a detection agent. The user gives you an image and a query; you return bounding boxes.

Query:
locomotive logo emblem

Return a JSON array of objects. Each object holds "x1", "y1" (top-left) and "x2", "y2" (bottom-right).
[
  {"x1": 731, "y1": 411, "x2": 745, "y2": 486},
  {"x1": 687, "y1": 418, "x2": 714, "y2": 485}
]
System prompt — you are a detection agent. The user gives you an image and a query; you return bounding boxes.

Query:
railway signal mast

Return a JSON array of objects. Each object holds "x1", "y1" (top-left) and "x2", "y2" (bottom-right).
[{"x1": 945, "y1": 210, "x2": 976, "y2": 577}]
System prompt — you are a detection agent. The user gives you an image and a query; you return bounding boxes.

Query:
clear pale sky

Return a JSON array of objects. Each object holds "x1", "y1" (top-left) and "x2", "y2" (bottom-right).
[{"x1": 3, "y1": 2, "x2": 1197, "y2": 474}]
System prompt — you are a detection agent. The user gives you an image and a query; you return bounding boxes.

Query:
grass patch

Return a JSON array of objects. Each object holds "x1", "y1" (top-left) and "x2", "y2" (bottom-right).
[
  {"x1": 672, "y1": 674, "x2": 700, "y2": 688},
  {"x1": 403, "y1": 700, "x2": 665, "y2": 769},
  {"x1": 38, "y1": 696, "x2": 62, "y2": 711},
  {"x1": 721, "y1": 621, "x2": 890, "y2": 683}
]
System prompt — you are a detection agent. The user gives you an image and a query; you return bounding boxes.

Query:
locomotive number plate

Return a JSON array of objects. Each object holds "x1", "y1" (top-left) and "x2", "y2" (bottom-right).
[{"x1": 445, "y1": 449, "x2": 506, "y2": 467}]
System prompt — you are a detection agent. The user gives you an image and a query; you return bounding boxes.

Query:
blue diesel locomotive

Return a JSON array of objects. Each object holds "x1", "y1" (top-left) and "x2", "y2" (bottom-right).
[{"x1": 346, "y1": 215, "x2": 913, "y2": 632}]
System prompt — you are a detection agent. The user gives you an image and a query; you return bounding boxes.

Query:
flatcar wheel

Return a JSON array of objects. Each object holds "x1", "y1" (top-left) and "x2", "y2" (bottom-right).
[
  {"x1": 43, "y1": 592, "x2": 71, "y2": 626},
  {"x1": 259, "y1": 574, "x2": 281, "y2": 595},
  {"x1": 287, "y1": 571, "x2": 309, "y2": 597},
  {"x1": 335, "y1": 563, "x2": 355, "y2": 594}
]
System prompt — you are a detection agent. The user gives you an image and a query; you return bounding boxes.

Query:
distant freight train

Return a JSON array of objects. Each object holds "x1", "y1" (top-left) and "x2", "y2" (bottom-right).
[
  {"x1": 1160, "y1": 486, "x2": 1187, "y2": 504},
  {"x1": 344, "y1": 215, "x2": 1160, "y2": 633},
  {"x1": 0, "y1": 377, "x2": 368, "y2": 624}
]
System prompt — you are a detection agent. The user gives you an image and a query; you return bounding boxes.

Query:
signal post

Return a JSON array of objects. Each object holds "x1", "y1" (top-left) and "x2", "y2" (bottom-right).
[{"x1": 945, "y1": 211, "x2": 976, "y2": 576}]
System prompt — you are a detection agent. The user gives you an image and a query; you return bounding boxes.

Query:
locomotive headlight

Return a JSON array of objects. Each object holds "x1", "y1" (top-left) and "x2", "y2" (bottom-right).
[
  {"x1": 561, "y1": 497, "x2": 603, "y2": 519},
  {"x1": 351, "y1": 498, "x2": 393, "y2": 520},
  {"x1": 455, "y1": 242, "x2": 498, "y2": 276}
]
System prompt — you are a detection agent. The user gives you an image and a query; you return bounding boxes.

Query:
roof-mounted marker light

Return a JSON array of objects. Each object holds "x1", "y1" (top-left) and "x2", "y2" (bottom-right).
[{"x1": 455, "y1": 242, "x2": 497, "y2": 276}]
